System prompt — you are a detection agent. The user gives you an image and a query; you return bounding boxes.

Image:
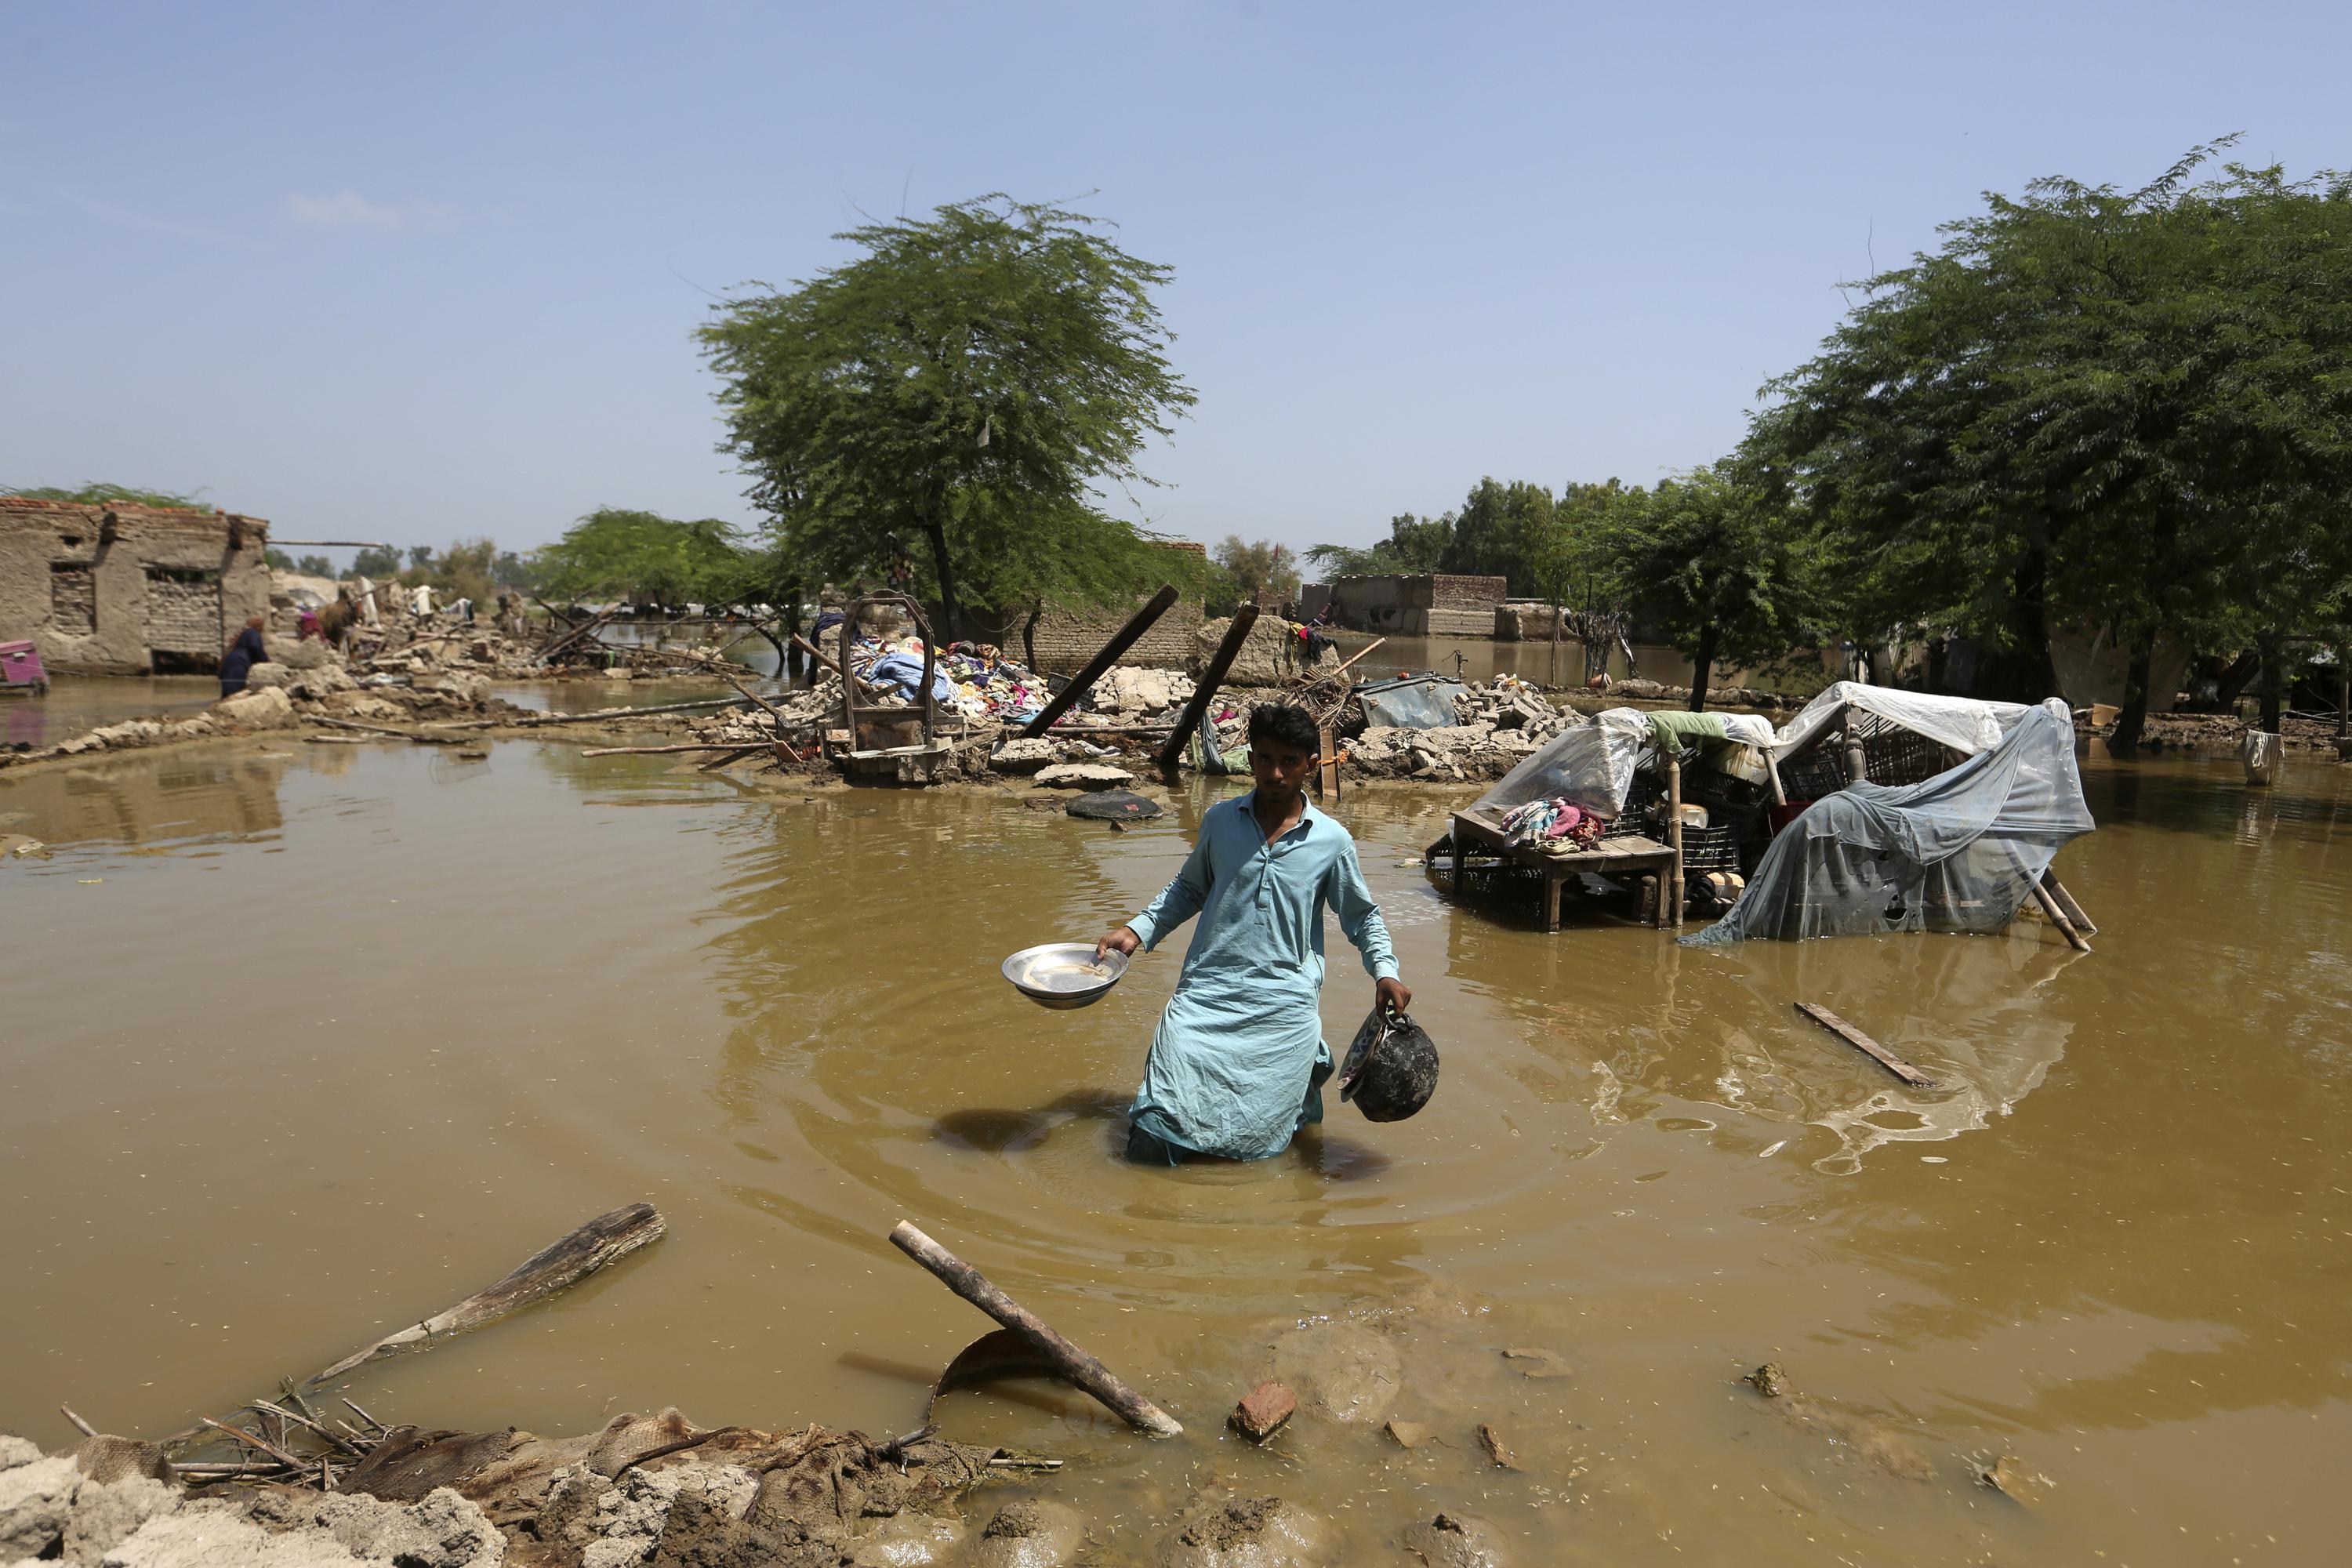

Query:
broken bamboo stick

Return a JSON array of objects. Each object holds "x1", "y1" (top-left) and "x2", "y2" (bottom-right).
[
  {"x1": 1795, "y1": 1003, "x2": 1934, "y2": 1087},
  {"x1": 201, "y1": 1415, "x2": 309, "y2": 1473},
  {"x1": 1157, "y1": 605, "x2": 1260, "y2": 775},
  {"x1": 2030, "y1": 882, "x2": 2092, "y2": 953},
  {"x1": 302, "y1": 1203, "x2": 666, "y2": 1388},
  {"x1": 887, "y1": 1221, "x2": 1181, "y2": 1436},
  {"x1": 510, "y1": 697, "x2": 749, "y2": 727},
  {"x1": 2039, "y1": 870, "x2": 2096, "y2": 935},
  {"x1": 60, "y1": 1403, "x2": 98, "y2": 1438},
  {"x1": 1021, "y1": 585, "x2": 1181, "y2": 739},
  {"x1": 578, "y1": 742, "x2": 775, "y2": 757}
]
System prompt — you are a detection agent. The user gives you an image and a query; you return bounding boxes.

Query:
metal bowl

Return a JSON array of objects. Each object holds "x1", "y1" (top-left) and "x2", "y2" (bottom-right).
[{"x1": 1001, "y1": 942, "x2": 1130, "y2": 1010}]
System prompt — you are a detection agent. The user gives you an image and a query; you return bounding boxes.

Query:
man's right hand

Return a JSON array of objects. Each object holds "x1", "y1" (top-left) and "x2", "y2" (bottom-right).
[{"x1": 1095, "y1": 926, "x2": 1142, "y2": 962}]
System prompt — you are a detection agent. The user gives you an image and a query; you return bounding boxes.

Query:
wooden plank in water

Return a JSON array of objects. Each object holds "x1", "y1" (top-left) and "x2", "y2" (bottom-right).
[{"x1": 1795, "y1": 1003, "x2": 1934, "y2": 1088}]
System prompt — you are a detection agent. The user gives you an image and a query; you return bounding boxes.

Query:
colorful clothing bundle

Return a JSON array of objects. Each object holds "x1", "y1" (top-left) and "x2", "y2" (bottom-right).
[{"x1": 1498, "y1": 795, "x2": 1606, "y2": 853}]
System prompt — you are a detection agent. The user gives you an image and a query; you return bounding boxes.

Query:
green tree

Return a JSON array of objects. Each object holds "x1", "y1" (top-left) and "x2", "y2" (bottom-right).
[
  {"x1": 5, "y1": 482, "x2": 210, "y2": 509},
  {"x1": 1212, "y1": 536, "x2": 1301, "y2": 612},
  {"x1": 350, "y1": 545, "x2": 405, "y2": 580},
  {"x1": 1748, "y1": 143, "x2": 2352, "y2": 726},
  {"x1": 698, "y1": 194, "x2": 1197, "y2": 633},
  {"x1": 1305, "y1": 513, "x2": 1454, "y2": 579},
  {"x1": 1439, "y1": 477, "x2": 1557, "y2": 586},
  {"x1": 535, "y1": 509, "x2": 746, "y2": 607},
  {"x1": 1601, "y1": 464, "x2": 1822, "y2": 711}
]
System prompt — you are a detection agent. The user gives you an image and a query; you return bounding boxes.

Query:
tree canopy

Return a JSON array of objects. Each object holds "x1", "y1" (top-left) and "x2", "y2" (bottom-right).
[
  {"x1": 534, "y1": 509, "x2": 747, "y2": 606},
  {"x1": 1212, "y1": 536, "x2": 1301, "y2": 611},
  {"x1": 698, "y1": 194, "x2": 1199, "y2": 633},
  {"x1": 1305, "y1": 513, "x2": 1454, "y2": 579},
  {"x1": 6, "y1": 481, "x2": 211, "y2": 509},
  {"x1": 1746, "y1": 143, "x2": 2352, "y2": 724}
]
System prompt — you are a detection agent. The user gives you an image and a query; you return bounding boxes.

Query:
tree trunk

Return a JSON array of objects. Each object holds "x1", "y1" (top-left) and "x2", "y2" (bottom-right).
[
  {"x1": 1925, "y1": 634, "x2": 1947, "y2": 695},
  {"x1": 2258, "y1": 630, "x2": 2284, "y2": 734},
  {"x1": 924, "y1": 516, "x2": 960, "y2": 640},
  {"x1": 2107, "y1": 624, "x2": 2157, "y2": 754},
  {"x1": 1022, "y1": 601, "x2": 1041, "y2": 673},
  {"x1": 2210, "y1": 649, "x2": 2261, "y2": 710},
  {"x1": 1977, "y1": 547, "x2": 2060, "y2": 702},
  {"x1": 1688, "y1": 623, "x2": 1718, "y2": 711}
]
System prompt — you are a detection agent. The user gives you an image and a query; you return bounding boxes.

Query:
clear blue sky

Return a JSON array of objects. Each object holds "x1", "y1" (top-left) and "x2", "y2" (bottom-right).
[{"x1": 4, "y1": 2, "x2": 2344, "y2": 568}]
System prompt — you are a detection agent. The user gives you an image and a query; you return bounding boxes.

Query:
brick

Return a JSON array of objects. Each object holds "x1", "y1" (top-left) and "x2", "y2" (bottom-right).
[{"x1": 1229, "y1": 1381, "x2": 1296, "y2": 1443}]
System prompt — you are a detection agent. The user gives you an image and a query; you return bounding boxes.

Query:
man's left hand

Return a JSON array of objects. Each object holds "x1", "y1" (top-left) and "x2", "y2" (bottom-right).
[{"x1": 1375, "y1": 976, "x2": 1413, "y2": 1017}]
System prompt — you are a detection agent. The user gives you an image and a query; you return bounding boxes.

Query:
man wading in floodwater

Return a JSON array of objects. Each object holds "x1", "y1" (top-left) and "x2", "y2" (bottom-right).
[{"x1": 1095, "y1": 704, "x2": 1411, "y2": 1163}]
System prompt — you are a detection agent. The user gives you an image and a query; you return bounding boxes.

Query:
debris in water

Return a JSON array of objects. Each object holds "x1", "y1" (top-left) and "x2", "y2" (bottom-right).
[
  {"x1": 1384, "y1": 1419, "x2": 1432, "y2": 1449},
  {"x1": 1500, "y1": 1345, "x2": 1570, "y2": 1379},
  {"x1": 1229, "y1": 1381, "x2": 1297, "y2": 1444},
  {"x1": 1475, "y1": 1422, "x2": 1518, "y2": 1470}
]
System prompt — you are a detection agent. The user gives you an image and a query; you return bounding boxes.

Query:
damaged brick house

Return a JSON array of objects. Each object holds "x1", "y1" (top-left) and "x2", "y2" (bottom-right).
[{"x1": 0, "y1": 496, "x2": 274, "y2": 674}]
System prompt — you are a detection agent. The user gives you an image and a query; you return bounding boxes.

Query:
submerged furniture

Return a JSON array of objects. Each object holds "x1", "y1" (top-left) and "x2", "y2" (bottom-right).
[{"x1": 1444, "y1": 804, "x2": 1679, "y2": 931}]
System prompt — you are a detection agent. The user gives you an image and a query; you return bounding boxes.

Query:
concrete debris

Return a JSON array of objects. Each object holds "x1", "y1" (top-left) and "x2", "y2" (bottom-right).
[
  {"x1": 213, "y1": 686, "x2": 297, "y2": 730},
  {"x1": 1084, "y1": 666, "x2": 1193, "y2": 717},
  {"x1": 1381, "y1": 1420, "x2": 1432, "y2": 1450},
  {"x1": 1033, "y1": 763, "x2": 1136, "y2": 790},
  {"x1": 987, "y1": 738, "x2": 1062, "y2": 775}
]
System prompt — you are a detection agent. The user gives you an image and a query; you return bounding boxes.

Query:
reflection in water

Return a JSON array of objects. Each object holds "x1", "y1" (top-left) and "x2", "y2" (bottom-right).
[{"x1": 2, "y1": 745, "x2": 2349, "y2": 1565}]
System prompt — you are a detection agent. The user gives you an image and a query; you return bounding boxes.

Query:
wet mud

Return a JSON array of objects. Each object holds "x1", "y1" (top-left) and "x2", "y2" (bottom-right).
[{"x1": 3, "y1": 737, "x2": 2350, "y2": 1564}]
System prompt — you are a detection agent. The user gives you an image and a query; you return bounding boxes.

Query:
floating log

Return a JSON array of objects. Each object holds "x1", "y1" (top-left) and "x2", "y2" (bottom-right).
[
  {"x1": 1795, "y1": 1003, "x2": 1934, "y2": 1087},
  {"x1": 1156, "y1": 606, "x2": 1260, "y2": 774},
  {"x1": 1021, "y1": 586, "x2": 1181, "y2": 739},
  {"x1": 303, "y1": 1203, "x2": 666, "y2": 1388},
  {"x1": 888, "y1": 1220, "x2": 1181, "y2": 1436}
]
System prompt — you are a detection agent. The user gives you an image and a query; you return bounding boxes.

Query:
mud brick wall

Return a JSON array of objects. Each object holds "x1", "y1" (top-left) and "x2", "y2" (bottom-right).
[
  {"x1": 144, "y1": 572, "x2": 223, "y2": 654},
  {"x1": 0, "y1": 497, "x2": 272, "y2": 673},
  {"x1": 1023, "y1": 596, "x2": 1205, "y2": 671},
  {"x1": 1429, "y1": 574, "x2": 1508, "y2": 611}
]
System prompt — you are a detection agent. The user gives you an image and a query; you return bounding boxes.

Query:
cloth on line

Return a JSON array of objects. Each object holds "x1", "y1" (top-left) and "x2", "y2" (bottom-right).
[{"x1": 1125, "y1": 793, "x2": 1396, "y2": 1160}]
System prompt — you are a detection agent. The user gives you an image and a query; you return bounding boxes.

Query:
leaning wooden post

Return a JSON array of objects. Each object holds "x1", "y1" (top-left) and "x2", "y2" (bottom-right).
[
  {"x1": 1021, "y1": 586, "x2": 1181, "y2": 739},
  {"x1": 2031, "y1": 881, "x2": 2092, "y2": 953},
  {"x1": 1157, "y1": 606, "x2": 1261, "y2": 775},
  {"x1": 889, "y1": 1221, "x2": 1182, "y2": 1436},
  {"x1": 1666, "y1": 750, "x2": 1685, "y2": 928},
  {"x1": 1841, "y1": 705, "x2": 1868, "y2": 785}
]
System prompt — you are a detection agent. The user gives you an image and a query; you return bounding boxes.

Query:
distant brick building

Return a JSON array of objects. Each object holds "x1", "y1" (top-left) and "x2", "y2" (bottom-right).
[
  {"x1": 0, "y1": 496, "x2": 274, "y2": 673},
  {"x1": 1301, "y1": 572, "x2": 1507, "y2": 637}
]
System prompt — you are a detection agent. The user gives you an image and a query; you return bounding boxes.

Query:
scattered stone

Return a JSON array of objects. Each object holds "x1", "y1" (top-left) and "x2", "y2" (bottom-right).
[
  {"x1": 1500, "y1": 1346, "x2": 1571, "y2": 1380},
  {"x1": 1033, "y1": 763, "x2": 1134, "y2": 789},
  {"x1": 1067, "y1": 789, "x2": 1163, "y2": 822},
  {"x1": 0, "y1": 1434, "x2": 40, "y2": 1469},
  {"x1": 212, "y1": 685, "x2": 296, "y2": 729},
  {"x1": 1381, "y1": 1420, "x2": 1432, "y2": 1450},
  {"x1": 1229, "y1": 1381, "x2": 1298, "y2": 1444},
  {"x1": 0, "y1": 1454, "x2": 78, "y2": 1560},
  {"x1": 1474, "y1": 1423, "x2": 1518, "y2": 1471},
  {"x1": 1400, "y1": 1512, "x2": 1512, "y2": 1568},
  {"x1": 967, "y1": 1498, "x2": 1085, "y2": 1568}
]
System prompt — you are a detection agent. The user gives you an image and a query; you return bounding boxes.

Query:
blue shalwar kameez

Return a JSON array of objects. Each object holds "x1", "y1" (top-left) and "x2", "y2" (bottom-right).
[{"x1": 1123, "y1": 793, "x2": 1398, "y2": 1162}]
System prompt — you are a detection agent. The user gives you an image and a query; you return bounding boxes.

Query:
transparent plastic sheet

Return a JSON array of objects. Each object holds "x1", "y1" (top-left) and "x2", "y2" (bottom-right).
[
  {"x1": 1357, "y1": 677, "x2": 1467, "y2": 731},
  {"x1": 1472, "y1": 706, "x2": 1653, "y2": 818},
  {"x1": 1769, "y1": 681, "x2": 2030, "y2": 759},
  {"x1": 1684, "y1": 699, "x2": 2092, "y2": 946}
]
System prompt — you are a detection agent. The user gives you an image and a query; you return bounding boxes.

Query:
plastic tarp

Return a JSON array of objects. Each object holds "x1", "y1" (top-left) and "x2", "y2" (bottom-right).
[
  {"x1": 1769, "y1": 681, "x2": 2030, "y2": 759},
  {"x1": 1472, "y1": 706, "x2": 1654, "y2": 819},
  {"x1": 1358, "y1": 676, "x2": 1467, "y2": 731},
  {"x1": 1684, "y1": 699, "x2": 2092, "y2": 946}
]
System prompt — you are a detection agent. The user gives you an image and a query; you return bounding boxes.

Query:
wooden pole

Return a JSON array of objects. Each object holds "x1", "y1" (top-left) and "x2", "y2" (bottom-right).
[
  {"x1": 304, "y1": 715, "x2": 467, "y2": 746},
  {"x1": 2039, "y1": 869, "x2": 2096, "y2": 935},
  {"x1": 1841, "y1": 705, "x2": 1868, "y2": 785},
  {"x1": 1020, "y1": 585, "x2": 1181, "y2": 739},
  {"x1": 2031, "y1": 881, "x2": 2092, "y2": 953},
  {"x1": 1666, "y1": 750, "x2": 1685, "y2": 928},
  {"x1": 510, "y1": 697, "x2": 749, "y2": 728},
  {"x1": 1317, "y1": 723, "x2": 1341, "y2": 801},
  {"x1": 1157, "y1": 606, "x2": 1260, "y2": 774},
  {"x1": 1763, "y1": 747, "x2": 1788, "y2": 808},
  {"x1": 1795, "y1": 1003, "x2": 1935, "y2": 1087},
  {"x1": 888, "y1": 1221, "x2": 1181, "y2": 1436}
]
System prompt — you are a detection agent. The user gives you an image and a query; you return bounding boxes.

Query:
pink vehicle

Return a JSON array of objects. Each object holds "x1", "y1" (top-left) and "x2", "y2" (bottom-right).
[{"x1": 0, "y1": 641, "x2": 48, "y2": 697}]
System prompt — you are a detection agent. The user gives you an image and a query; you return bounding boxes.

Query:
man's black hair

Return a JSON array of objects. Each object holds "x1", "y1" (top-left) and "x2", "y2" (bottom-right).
[{"x1": 1247, "y1": 702, "x2": 1319, "y2": 753}]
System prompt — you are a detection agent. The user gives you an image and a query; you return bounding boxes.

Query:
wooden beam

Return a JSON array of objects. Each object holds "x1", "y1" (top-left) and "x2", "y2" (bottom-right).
[
  {"x1": 1020, "y1": 585, "x2": 1181, "y2": 739},
  {"x1": 889, "y1": 1221, "x2": 1181, "y2": 1436},
  {"x1": 1795, "y1": 1003, "x2": 1934, "y2": 1087},
  {"x1": 2031, "y1": 881, "x2": 2092, "y2": 953},
  {"x1": 1666, "y1": 750, "x2": 1685, "y2": 929},
  {"x1": 1157, "y1": 605, "x2": 1260, "y2": 774},
  {"x1": 2039, "y1": 870, "x2": 2096, "y2": 935}
]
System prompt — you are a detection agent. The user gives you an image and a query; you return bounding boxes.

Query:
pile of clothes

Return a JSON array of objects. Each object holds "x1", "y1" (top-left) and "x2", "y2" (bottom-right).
[
  {"x1": 846, "y1": 636, "x2": 1053, "y2": 724},
  {"x1": 1498, "y1": 795, "x2": 1607, "y2": 854}
]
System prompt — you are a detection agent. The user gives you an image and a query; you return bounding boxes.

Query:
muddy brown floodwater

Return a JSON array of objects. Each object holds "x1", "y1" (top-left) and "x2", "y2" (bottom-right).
[{"x1": 3, "y1": 735, "x2": 2348, "y2": 1565}]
